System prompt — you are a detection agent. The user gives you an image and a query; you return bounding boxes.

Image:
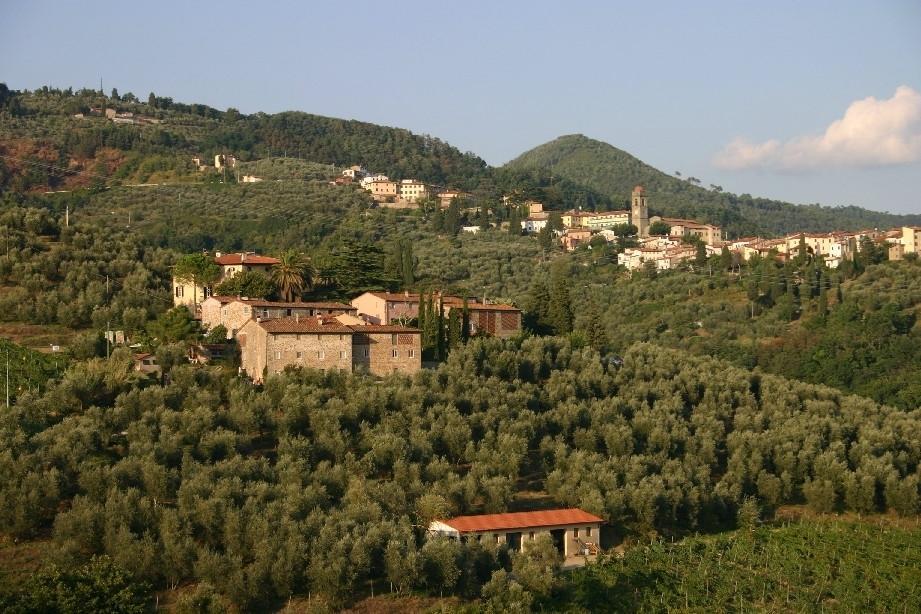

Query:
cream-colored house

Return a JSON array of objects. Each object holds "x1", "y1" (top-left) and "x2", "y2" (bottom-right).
[
  {"x1": 172, "y1": 252, "x2": 280, "y2": 309},
  {"x1": 398, "y1": 179, "x2": 433, "y2": 203},
  {"x1": 901, "y1": 226, "x2": 921, "y2": 254},
  {"x1": 583, "y1": 210, "x2": 630, "y2": 230}
]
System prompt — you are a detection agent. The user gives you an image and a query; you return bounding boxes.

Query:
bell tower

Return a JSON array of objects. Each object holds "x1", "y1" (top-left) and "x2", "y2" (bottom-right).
[{"x1": 631, "y1": 185, "x2": 649, "y2": 237}]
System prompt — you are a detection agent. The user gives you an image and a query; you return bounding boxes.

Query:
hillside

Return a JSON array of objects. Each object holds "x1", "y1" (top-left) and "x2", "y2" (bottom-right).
[
  {"x1": 0, "y1": 85, "x2": 488, "y2": 192},
  {"x1": 504, "y1": 134, "x2": 921, "y2": 237}
]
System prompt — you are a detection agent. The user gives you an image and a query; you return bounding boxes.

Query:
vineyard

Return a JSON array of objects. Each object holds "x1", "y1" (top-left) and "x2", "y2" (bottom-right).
[{"x1": 552, "y1": 519, "x2": 921, "y2": 612}]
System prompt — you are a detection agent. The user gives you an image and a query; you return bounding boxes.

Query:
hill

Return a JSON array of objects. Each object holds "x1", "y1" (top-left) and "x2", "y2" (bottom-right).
[
  {"x1": 504, "y1": 134, "x2": 921, "y2": 237},
  {"x1": 0, "y1": 85, "x2": 488, "y2": 192}
]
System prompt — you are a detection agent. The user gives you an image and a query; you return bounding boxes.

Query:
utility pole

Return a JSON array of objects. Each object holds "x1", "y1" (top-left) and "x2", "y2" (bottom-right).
[
  {"x1": 5, "y1": 348, "x2": 9, "y2": 408},
  {"x1": 65, "y1": 203, "x2": 70, "y2": 227},
  {"x1": 106, "y1": 320, "x2": 111, "y2": 358}
]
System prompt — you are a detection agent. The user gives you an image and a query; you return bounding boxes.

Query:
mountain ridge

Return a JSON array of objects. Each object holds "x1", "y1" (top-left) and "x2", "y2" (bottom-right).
[{"x1": 503, "y1": 133, "x2": 921, "y2": 237}]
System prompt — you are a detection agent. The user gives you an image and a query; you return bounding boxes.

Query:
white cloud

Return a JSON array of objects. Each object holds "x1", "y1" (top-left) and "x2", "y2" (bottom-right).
[{"x1": 714, "y1": 85, "x2": 921, "y2": 171}]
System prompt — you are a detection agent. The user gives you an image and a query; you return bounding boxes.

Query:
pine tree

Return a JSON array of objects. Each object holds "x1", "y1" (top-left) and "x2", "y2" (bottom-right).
[{"x1": 547, "y1": 267, "x2": 573, "y2": 334}]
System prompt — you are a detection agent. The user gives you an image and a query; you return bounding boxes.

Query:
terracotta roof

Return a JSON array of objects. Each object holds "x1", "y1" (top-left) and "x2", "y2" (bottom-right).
[
  {"x1": 257, "y1": 318, "x2": 354, "y2": 334},
  {"x1": 235, "y1": 299, "x2": 355, "y2": 310},
  {"x1": 364, "y1": 292, "x2": 465, "y2": 303},
  {"x1": 453, "y1": 303, "x2": 520, "y2": 312},
  {"x1": 439, "y1": 508, "x2": 603, "y2": 532},
  {"x1": 214, "y1": 253, "x2": 280, "y2": 266},
  {"x1": 350, "y1": 325, "x2": 421, "y2": 333}
]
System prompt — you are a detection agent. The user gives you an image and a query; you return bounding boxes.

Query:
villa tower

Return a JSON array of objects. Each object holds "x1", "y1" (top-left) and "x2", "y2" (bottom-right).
[{"x1": 631, "y1": 185, "x2": 649, "y2": 238}]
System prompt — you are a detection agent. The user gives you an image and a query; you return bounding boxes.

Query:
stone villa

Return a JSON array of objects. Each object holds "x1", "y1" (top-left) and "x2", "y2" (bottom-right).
[
  {"x1": 237, "y1": 316, "x2": 421, "y2": 382},
  {"x1": 200, "y1": 296, "x2": 356, "y2": 338}
]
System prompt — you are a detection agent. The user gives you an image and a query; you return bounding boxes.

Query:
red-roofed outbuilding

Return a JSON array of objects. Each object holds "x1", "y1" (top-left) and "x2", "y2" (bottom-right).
[{"x1": 429, "y1": 508, "x2": 602, "y2": 556}]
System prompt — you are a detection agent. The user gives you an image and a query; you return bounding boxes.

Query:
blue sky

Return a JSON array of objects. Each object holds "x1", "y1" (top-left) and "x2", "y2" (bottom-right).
[{"x1": 2, "y1": 0, "x2": 920, "y2": 213}]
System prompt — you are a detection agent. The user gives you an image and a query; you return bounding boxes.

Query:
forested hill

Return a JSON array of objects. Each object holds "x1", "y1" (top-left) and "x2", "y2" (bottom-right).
[
  {"x1": 0, "y1": 85, "x2": 487, "y2": 190},
  {"x1": 504, "y1": 134, "x2": 921, "y2": 237}
]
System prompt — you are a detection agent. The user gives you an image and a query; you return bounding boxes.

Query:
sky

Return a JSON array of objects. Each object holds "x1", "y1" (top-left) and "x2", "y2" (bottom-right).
[{"x1": 1, "y1": 0, "x2": 920, "y2": 214}]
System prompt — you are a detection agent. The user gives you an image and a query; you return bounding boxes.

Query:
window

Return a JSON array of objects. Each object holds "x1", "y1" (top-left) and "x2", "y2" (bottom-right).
[
  {"x1": 295, "y1": 334, "x2": 301, "y2": 341},
  {"x1": 408, "y1": 349, "x2": 416, "y2": 358},
  {"x1": 296, "y1": 352, "x2": 302, "y2": 359},
  {"x1": 363, "y1": 348, "x2": 370, "y2": 358},
  {"x1": 286, "y1": 309, "x2": 292, "y2": 316},
  {"x1": 529, "y1": 531, "x2": 535, "y2": 540},
  {"x1": 339, "y1": 351, "x2": 346, "y2": 359},
  {"x1": 317, "y1": 351, "x2": 325, "y2": 359},
  {"x1": 391, "y1": 334, "x2": 397, "y2": 345},
  {"x1": 494, "y1": 534, "x2": 500, "y2": 544},
  {"x1": 274, "y1": 351, "x2": 281, "y2": 360},
  {"x1": 392, "y1": 349, "x2": 398, "y2": 358},
  {"x1": 174, "y1": 286, "x2": 183, "y2": 297},
  {"x1": 574, "y1": 529, "x2": 579, "y2": 538},
  {"x1": 586, "y1": 527, "x2": 592, "y2": 537}
]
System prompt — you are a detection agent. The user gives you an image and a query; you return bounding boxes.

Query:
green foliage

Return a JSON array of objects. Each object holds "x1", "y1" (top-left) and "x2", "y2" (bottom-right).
[
  {"x1": 550, "y1": 521, "x2": 921, "y2": 612},
  {"x1": 649, "y1": 220, "x2": 671, "y2": 236},
  {"x1": 146, "y1": 306, "x2": 199, "y2": 344},
  {"x1": 271, "y1": 249, "x2": 314, "y2": 302},
  {"x1": 212, "y1": 269, "x2": 275, "y2": 299},
  {"x1": 0, "y1": 338, "x2": 918, "y2": 608},
  {"x1": 1, "y1": 555, "x2": 149, "y2": 613}
]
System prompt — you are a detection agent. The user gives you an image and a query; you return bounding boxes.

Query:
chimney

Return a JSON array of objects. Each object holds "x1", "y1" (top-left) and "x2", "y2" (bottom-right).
[
  {"x1": 215, "y1": 251, "x2": 222, "y2": 257},
  {"x1": 240, "y1": 252, "x2": 246, "y2": 263}
]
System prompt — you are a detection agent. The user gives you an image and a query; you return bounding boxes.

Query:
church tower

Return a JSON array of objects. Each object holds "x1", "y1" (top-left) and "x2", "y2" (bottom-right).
[{"x1": 631, "y1": 185, "x2": 649, "y2": 238}]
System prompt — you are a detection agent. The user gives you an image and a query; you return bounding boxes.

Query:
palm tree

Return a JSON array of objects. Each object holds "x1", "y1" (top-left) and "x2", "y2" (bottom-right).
[{"x1": 271, "y1": 250, "x2": 314, "y2": 302}]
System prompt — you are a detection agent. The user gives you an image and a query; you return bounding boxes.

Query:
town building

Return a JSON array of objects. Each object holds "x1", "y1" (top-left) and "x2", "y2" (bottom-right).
[
  {"x1": 236, "y1": 316, "x2": 421, "y2": 382},
  {"x1": 652, "y1": 217, "x2": 723, "y2": 246},
  {"x1": 428, "y1": 508, "x2": 603, "y2": 557},
  {"x1": 342, "y1": 165, "x2": 367, "y2": 179},
  {"x1": 200, "y1": 296, "x2": 357, "y2": 338},
  {"x1": 527, "y1": 201, "x2": 545, "y2": 215},
  {"x1": 398, "y1": 179, "x2": 433, "y2": 203},
  {"x1": 521, "y1": 211, "x2": 550, "y2": 233},
  {"x1": 631, "y1": 185, "x2": 650, "y2": 238},
  {"x1": 583, "y1": 210, "x2": 630, "y2": 231},
  {"x1": 172, "y1": 252, "x2": 280, "y2": 309},
  {"x1": 437, "y1": 190, "x2": 473, "y2": 208},
  {"x1": 351, "y1": 291, "x2": 522, "y2": 338},
  {"x1": 365, "y1": 179, "x2": 399, "y2": 201},
  {"x1": 351, "y1": 325, "x2": 422, "y2": 375},
  {"x1": 351, "y1": 291, "x2": 446, "y2": 325},
  {"x1": 455, "y1": 303, "x2": 522, "y2": 338},
  {"x1": 133, "y1": 353, "x2": 161, "y2": 377},
  {"x1": 901, "y1": 226, "x2": 921, "y2": 254},
  {"x1": 560, "y1": 228, "x2": 593, "y2": 251}
]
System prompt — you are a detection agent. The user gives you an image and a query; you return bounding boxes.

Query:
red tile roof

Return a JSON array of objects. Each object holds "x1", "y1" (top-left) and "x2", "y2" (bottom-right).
[
  {"x1": 438, "y1": 508, "x2": 603, "y2": 532},
  {"x1": 351, "y1": 325, "x2": 421, "y2": 333},
  {"x1": 237, "y1": 299, "x2": 355, "y2": 310},
  {"x1": 214, "y1": 253, "x2": 280, "y2": 266},
  {"x1": 256, "y1": 318, "x2": 419, "y2": 335},
  {"x1": 452, "y1": 303, "x2": 520, "y2": 312},
  {"x1": 257, "y1": 319, "x2": 354, "y2": 334}
]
